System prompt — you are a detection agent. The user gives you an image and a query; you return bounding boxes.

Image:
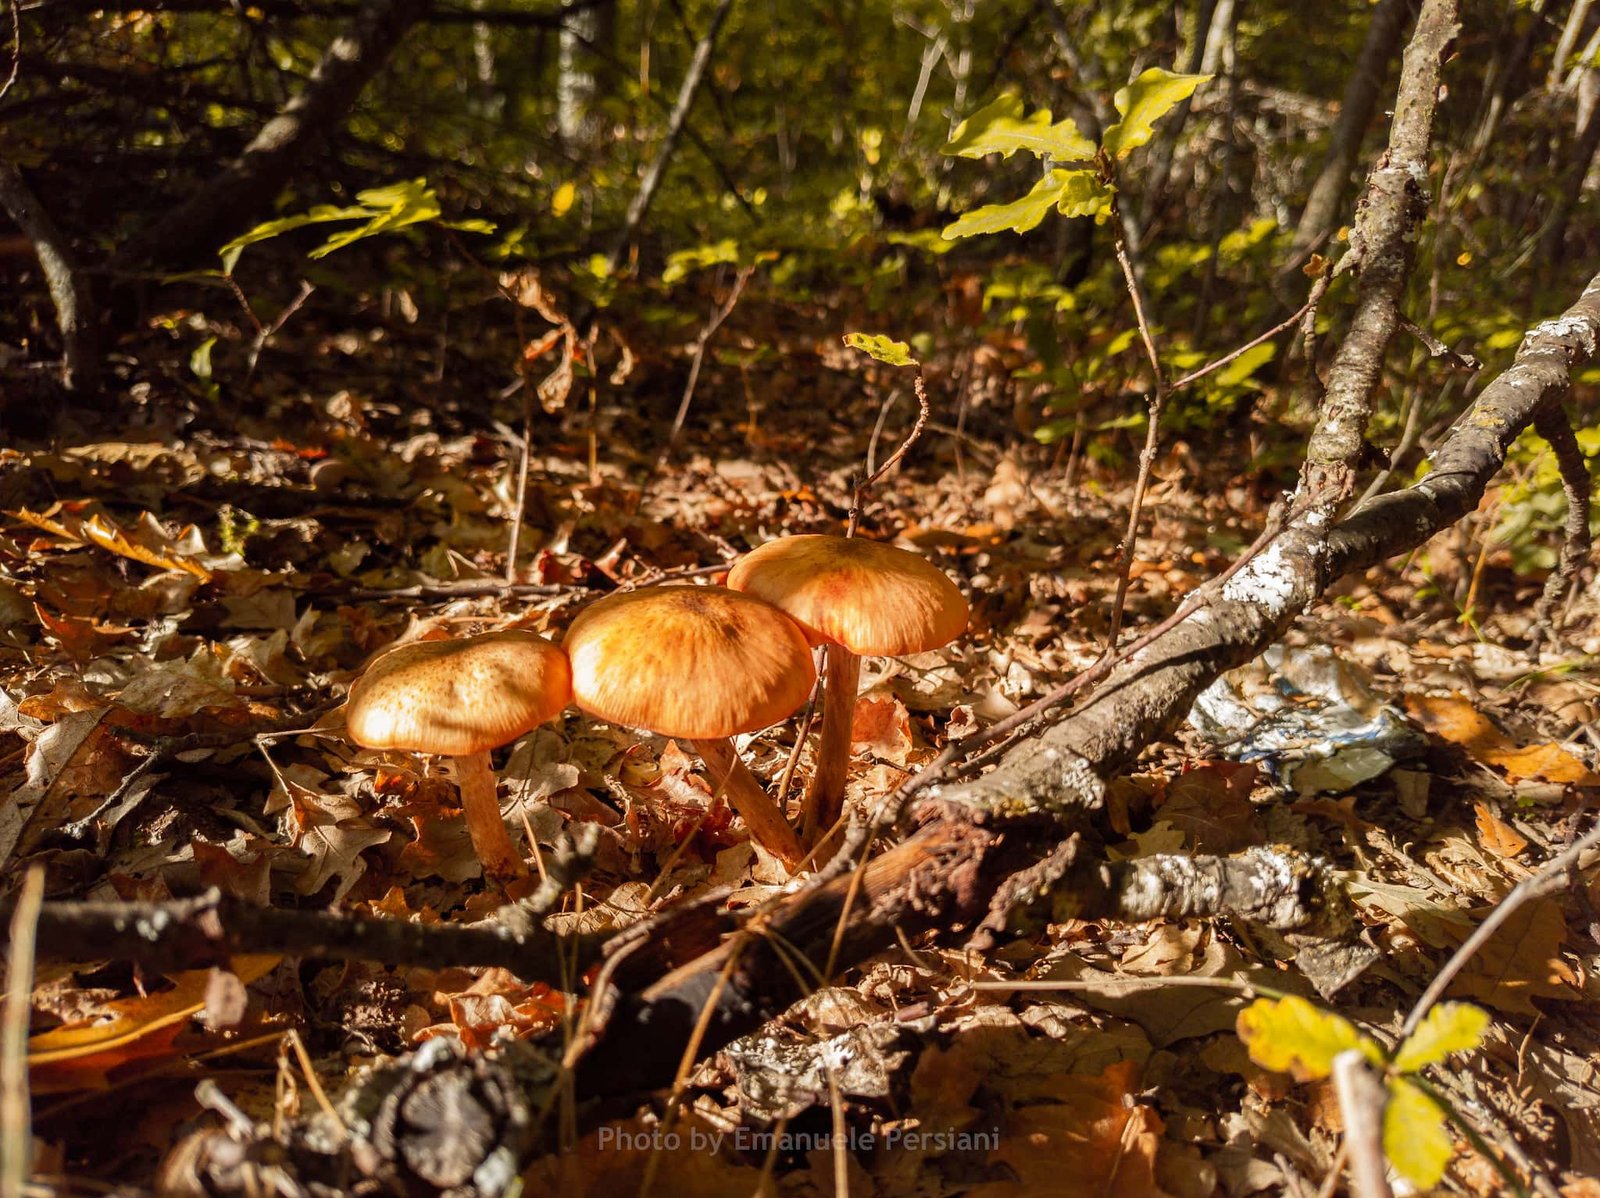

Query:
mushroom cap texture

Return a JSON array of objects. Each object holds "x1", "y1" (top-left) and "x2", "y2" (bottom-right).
[
  {"x1": 726, "y1": 534, "x2": 969, "y2": 655},
  {"x1": 346, "y1": 630, "x2": 572, "y2": 756},
  {"x1": 562, "y1": 585, "x2": 815, "y2": 739}
]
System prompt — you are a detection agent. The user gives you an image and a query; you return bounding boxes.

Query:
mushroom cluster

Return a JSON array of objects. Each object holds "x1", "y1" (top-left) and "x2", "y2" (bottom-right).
[{"x1": 343, "y1": 537, "x2": 965, "y2": 880}]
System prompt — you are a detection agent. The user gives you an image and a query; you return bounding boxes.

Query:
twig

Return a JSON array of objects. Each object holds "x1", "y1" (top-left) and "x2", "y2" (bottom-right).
[
  {"x1": 1401, "y1": 818, "x2": 1600, "y2": 1038},
  {"x1": 2, "y1": 867, "x2": 43, "y2": 1197},
  {"x1": 341, "y1": 579, "x2": 577, "y2": 601},
  {"x1": 0, "y1": 887, "x2": 608, "y2": 988},
  {"x1": 1528, "y1": 405, "x2": 1593, "y2": 650},
  {"x1": 0, "y1": 0, "x2": 21, "y2": 105},
  {"x1": 1099, "y1": 170, "x2": 1169, "y2": 654},
  {"x1": 652, "y1": 264, "x2": 756, "y2": 474},
  {"x1": 1332, "y1": 1051, "x2": 1394, "y2": 1198},
  {"x1": 846, "y1": 371, "x2": 931, "y2": 537},
  {"x1": 1169, "y1": 270, "x2": 1333, "y2": 393}
]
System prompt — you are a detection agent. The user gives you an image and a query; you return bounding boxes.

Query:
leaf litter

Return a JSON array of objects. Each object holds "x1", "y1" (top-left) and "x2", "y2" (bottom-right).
[{"x1": 1, "y1": 271, "x2": 1598, "y2": 1195}]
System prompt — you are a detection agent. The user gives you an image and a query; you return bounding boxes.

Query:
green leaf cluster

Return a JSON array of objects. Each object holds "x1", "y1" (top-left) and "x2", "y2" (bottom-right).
[
  {"x1": 219, "y1": 178, "x2": 494, "y2": 273},
  {"x1": 1236, "y1": 996, "x2": 1490, "y2": 1188},
  {"x1": 940, "y1": 69, "x2": 1209, "y2": 241}
]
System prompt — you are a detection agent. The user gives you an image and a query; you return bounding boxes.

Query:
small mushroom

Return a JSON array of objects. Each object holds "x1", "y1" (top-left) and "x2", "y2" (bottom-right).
[
  {"x1": 727, "y1": 534, "x2": 967, "y2": 844},
  {"x1": 346, "y1": 630, "x2": 572, "y2": 881},
  {"x1": 561, "y1": 585, "x2": 812, "y2": 870}
]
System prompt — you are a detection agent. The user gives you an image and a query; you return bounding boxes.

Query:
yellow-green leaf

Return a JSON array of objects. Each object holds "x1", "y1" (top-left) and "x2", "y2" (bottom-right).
[
  {"x1": 1383, "y1": 1077, "x2": 1455, "y2": 1187},
  {"x1": 943, "y1": 94, "x2": 1096, "y2": 162},
  {"x1": 1102, "y1": 68, "x2": 1211, "y2": 158},
  {"x1": 551, "y1": 181, "x2": 577, "y2": 217},
  {"x1": 1235, "y1": 996, "x2": 1381, "y2": 1081},
  {"x1": 942, "y1": 170, "x2": 1072, "y2": 240},
  {"x1": 843, "y1": 332, "x2": 918, "y2": 367},
  {"x1": 1393, "y1": 1003, "x2": 1489, "y2": 1073},
  {"x1": 1054, "y1": 170, "x2": 1115, "y2": 219}
]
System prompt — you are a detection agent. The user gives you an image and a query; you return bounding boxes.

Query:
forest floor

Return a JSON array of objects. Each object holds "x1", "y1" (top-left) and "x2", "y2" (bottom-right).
[{"x1": 4, "y1": 267, "x2": 1600, "y2": 1196}]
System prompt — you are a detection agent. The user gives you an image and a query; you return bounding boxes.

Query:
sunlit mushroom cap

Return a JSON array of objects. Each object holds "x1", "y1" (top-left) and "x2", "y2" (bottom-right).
[
  {"x1": 346, "y1": 630, "x2": 572, "y2": 756},
  {"x1": 562, "y1": 585, "x2": 815, "y2": 740},
  {"x1": 727, "y1": 534, "x2": 968, "y2": 656}
]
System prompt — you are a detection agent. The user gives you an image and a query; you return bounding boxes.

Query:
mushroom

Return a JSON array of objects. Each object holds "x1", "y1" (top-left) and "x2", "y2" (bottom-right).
[
  {"x1": 727, "y1": 534, "x2": 968, "y2": 844},
  {"x1": 345, "y1": 629, "x2": 572, "y2": 881},
  {"x1": 561, "y1": 585, "x2": 812, "y2": 870}
]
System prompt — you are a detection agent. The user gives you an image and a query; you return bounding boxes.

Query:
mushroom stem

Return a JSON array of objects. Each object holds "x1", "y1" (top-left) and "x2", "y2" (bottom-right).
[
  {"x1": 692, "y1": 738, "x2": 805, "y2": 870},
  {"x1": 801, "y1": 643, "x2": 861, "y2": 845},
  {"x1": 452, "y1": 752, "x2": 527, "y2": 880}
]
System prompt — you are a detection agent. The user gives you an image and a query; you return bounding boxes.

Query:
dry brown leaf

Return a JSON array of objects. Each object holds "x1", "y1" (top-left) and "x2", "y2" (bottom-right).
[
  {"x1": 1406, "y1": 695, "x2": 1600, "y2": 784},
  {"x1": 851, "y1": 690, "x2": 915, "y2": 766},
  {"x1": 967, "y1": 1060, "x2": 1172, "y2": 1198},
  {"x1": 1157, "y1": 763, "x2": 1258, "y2": 853},
  {"x1": 1472, "y1": 801, "x2": 1528, "y2": 858},
  {"x1": 1447, "y1": 896, "x2": 1582, "y2": 1014}
]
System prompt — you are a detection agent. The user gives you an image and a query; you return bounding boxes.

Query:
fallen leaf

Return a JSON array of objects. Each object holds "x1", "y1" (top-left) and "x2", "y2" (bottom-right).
[
  {"x1": 852, "y1": 690, "x2": 915, "y2": 766},
  {"x1": 1406, "y1": 695, "x2": 1600, "y2": 785},
  {"x1": 29, "y1": 956, "x2": 279, "y2": 1092},
  {"x1": 1446, "y1": 896, "x2": 1581, "y2": 1014},
  {"x1": 1472, "y1": 802, "x2": 1528, "y2": 858},
  {"x1": 967, "y1": 1060, "x2": 1172, "y2": 1198}
]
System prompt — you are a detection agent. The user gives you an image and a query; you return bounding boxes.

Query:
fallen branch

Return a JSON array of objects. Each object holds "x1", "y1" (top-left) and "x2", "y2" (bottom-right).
[{"x1": 0, "y1": 828, "x2": 609, "y2": 987}]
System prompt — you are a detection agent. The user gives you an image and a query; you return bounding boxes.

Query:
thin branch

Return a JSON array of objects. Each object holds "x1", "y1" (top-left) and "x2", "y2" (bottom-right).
[
  {"x1": 652, "y1": 264, "x2": 756, "y2": 474},
  {"x1": 0, "y1": 886, "x2": 608, "y2": 989},
  {"x1": 0, "y1": 0, "x2": 20, "y2": 105},
  {"x1": 1170, "y1": 269, "x2": 1332, "y2": 393},
  {"x1": 1529, "y1": 405, "x2": 1594, "y2": 649},
  {"x1": 603, "y1": 0, "x2": 735, "y2": 272},
  {"x1": 1401, "y1": 818, "x2": 1600, "y2": 1039},
  {"x1": 1101, "y1": 175, "x2": 1168, "y2": 654}
]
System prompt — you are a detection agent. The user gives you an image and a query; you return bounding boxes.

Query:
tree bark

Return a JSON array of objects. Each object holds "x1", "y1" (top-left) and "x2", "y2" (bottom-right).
[
  {"x1": 1285, "y1": 0, "x2": 1414, "y2": 271},
  {"x1": 115, "y1": 0, "x2": 432, "y2": 272},
  {"x1": 1299, "y1": 0, "x2": 1457, "y2": 508},
  {"x1": 0, "y1": 162, "x2": 100, "y2": 393}
]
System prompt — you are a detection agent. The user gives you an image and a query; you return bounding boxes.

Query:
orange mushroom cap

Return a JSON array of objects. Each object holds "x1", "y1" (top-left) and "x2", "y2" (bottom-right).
[
  {"x1": 726, "y1": 534, "x2": 968, "y2": 656},
  {"x1": 562, "y1": 585, "x2": 815, "y2": 740},
  {"x1": 346, "y1": 630, "x2": 573, "y2": 757}
]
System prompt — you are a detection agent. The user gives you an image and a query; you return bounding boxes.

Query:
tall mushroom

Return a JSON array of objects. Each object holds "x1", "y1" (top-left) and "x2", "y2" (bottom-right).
[
  {"x1": 345, "y1": 629, "x2": 572, "y2": 881},
  {"x1": 561, "y1": 585, "x2": 812, "y2": 870},
  {"x1": 727, "y1": 534, "x2": 968, "y2": 844}
]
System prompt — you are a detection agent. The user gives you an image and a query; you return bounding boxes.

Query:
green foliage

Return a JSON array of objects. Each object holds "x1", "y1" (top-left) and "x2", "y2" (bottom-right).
[
  {"x1": 219, "y1": 179, "x2": 494, "y2": 272},
  {"x1": 942, "y1": 170, "x2": 1107, "y2": 240},
  {"x1": 843, "y1": 332, "x2": 918, "y2": 367},
  {"x1": 942, "y1": 94, "x2": 1096, "y2": 163},
  {"x1": 940, "y1": 71, "x2": 1207, "y2": 241},
  {"x1": 1102, "y1": 68, "x2": 1212, "y2": 157},
  {"x1": 1237, "y1": 997, "x2": 1489, "y2": 1187}
]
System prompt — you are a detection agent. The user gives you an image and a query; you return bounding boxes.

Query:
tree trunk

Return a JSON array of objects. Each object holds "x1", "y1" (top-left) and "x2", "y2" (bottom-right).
[
  {"x1": 557, "y1": 0, "x2": 613, "y2": 148},
  {"x1": 1537, "y1": 95, "x2": 1600, "y2": 266},
  {"x1": 1285, "y1": 0, "x2": 1413, "y2": 269},
  {"x1": 0, "y1": 162, "x2": 99, "y2": 394},
  {"x1": 1138, "y1": 0, "x2": 1222, "y2": 230},
  {"x1": 116, "y1": 0, "x2": 431, "y2": 272}
]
